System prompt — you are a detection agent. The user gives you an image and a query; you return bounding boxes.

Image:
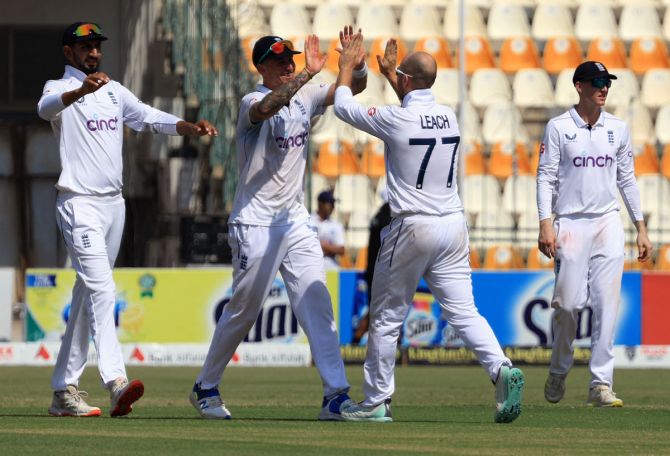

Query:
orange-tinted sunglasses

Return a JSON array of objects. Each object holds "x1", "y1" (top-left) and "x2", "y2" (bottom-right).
[{"x1": 257, "y1": 40, "x2": 295, "y2": 65}]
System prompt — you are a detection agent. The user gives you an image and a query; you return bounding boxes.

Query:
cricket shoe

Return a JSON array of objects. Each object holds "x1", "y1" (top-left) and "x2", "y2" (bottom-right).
[
  {"x1": 318, "y1": 391, "x2": 356, "y2": 421},
  {"x1": 339, "y1": 399, "x2": 393, "y2": 422},
  {"x1": 494, "y1": 366, "x2": 525, "y2": 423},
  {"x1": 586, "y1": 385, "x2": 623, "y2": 407},
  {"x1": 48, "y1": 385, "x2": 101, "y2": 417},
  {"x1": 544, "y1": 372, "x2": 567, "y2": 404},
  {"x1": 190, "y1": 383, "x2": 232, "y2": 419},
  {"x1": 110, "y1": 378, "x2": 144, "y2": 417}
]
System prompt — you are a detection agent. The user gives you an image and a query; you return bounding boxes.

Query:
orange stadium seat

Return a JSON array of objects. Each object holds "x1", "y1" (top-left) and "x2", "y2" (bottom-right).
[
  {"x1": 624, "y1": 244, "x2": 654, "y2": 270},
  {"x1": 499, "y1": 37, "x2": 541, "y2": 73},
  {"x1": 288, "y1": 36, "x2": 306, "y2": 70},
  {"x1": 463, "y1": 141, "x2": 486, "y2": 176},
  {"x1": 324, "y1": 39, "x2": 342, "y2": 73},
  {"x1": 368, "y1": 37, "x2": 408, "y2": 74},
  {"x1": 629, "y1": 37, "x2": 670, "y2": 75},
  {"x1": 470, "y1": 247, "x2": 482, "y2": 269},
  {"x1": 530, "y1": 140, "x2": 541, "y2": 175},
  {"x1": 586, "y1": 38, "x2": 627, "y2": 70},
  {"x1": 655, "y1": 244, "x2": 670, "y2": 270},
  {"x1": 543, "y1": 37, "x2": 583, "y2": 75},
  {"x1": 241, "y1": 35, "x2": 263, "y2": 72},
  {"x1": 359, "y1": 138, "x2": 386, "y2": 178},
  {"x1": 313, "y1": 140, "x2": 360, "y2": 178},
  {"x1": 483, "y1": 244, "x2": 525, "y2": 269},
  {"x1": 633, "y1": 143, "x2": 660, "y2": 176},
  {"x1": 413, "y1": 37, "x2": 453, "y2": 69},
  {"x1": 527, "y1": 246, "x2": 554, "y2": 270},
  {"x1": 488, "y1": 141, "x2": 532, "y2": 180},
  {"x1": 355, "y1": 246, "x2": 368, "y2": 270},
  {"x1": 458, "y1": 36, "x2": 496, "y2": 75},
  {"x1": 660, "y1": 145, "x2": 670, "y2": 180},
  {"x1": 339, "y1": 250, "x2": 354, "y2": 268}
]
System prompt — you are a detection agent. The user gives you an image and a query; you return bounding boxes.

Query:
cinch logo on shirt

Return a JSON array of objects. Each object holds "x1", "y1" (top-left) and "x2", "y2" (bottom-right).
[
  {"x1": 275, "y1": 130, "x2": 309, "y2": 149},
  {"x1": 573, "y1": 153, "x2": 614, "y2": 168},
  {"x1": 86, "y1": 116, "x2": 119, "y2": 132}
]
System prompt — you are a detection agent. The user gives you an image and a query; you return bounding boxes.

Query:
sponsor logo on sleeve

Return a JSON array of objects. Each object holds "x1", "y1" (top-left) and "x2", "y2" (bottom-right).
[
  {"x1": 540, "y1": 142, "x2": 545, "y2": 154},
  {"x1": 368, "y1": 107, "x2": 376, "y2": 116}
]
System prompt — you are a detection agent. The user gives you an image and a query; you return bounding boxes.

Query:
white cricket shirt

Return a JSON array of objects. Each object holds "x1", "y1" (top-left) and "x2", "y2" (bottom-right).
[
  {"x1": 334, "y1": 87, "x2": 463, "y2": 217},
  {"x1": 37, "y1": 65, "x2": 182, "y2": 195},
  {"x1": 230, "y1": 83, "x2": 330, "y2": 226},
  {"x1": 309, "y1": 212, "x2": 345, "y2": 268},
  {"x1": 537, "y1": 107, "x2": 643, "y2": 221}
]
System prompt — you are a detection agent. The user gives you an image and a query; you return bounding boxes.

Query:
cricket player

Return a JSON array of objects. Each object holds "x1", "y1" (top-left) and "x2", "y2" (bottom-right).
[
  {"x1": 37, "y1": 22, "x2": 217, "y2": 417},
  {"x1": 310, "y1": 190, "x2": 346, "y2": 269},
  {"x1": 190, "y1": 28, "x2": 367, "y2": 420},
  {"x1": 538, "y1": 61, "x2": 652, "y2": 407},
  {"x1": 333, "y1": 35, "x2": 525, "y2": 423}
]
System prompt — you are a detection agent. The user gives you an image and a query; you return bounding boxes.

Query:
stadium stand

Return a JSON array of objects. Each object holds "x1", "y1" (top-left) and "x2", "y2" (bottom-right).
[
  {"x1": 543, "y1": 37, "x2": 583, "y2": 75},
  {"x1": 526, "y1": 246, "x2": 554, "y2": 270},
  {"x1": 357, "y1": 4, "x2": 399, "y2": 39},
  {"x1": 470, "y1": 68, "x2": 511, "y2": 107},
  {"x1": 629, "y1": 37, "x2": 670, "y2": 75},
  {"x1": 575, "y1": 3, "x2": 618, "y2": 41},
  {"x1": 513, "y1": 68, "x2": 554, "y2": 108},
  {"x1": 400, "y1": 3, "x2": 442, "y2": 41},
  {"x1": 499, "y1": 36, "x2": 541, "y2": 73},
  {"x1": 586, "y1": 37, "x2": 627, "y2": 69},
  {"x1": 443, "y1": 3, "x2": 488, "y2": 42},
  {"x1": 270, "y1": 3, "x2": 311, "y2": 38},
  {"x1": 619, "y1": 2, "x2": 663, "y2": 42},
  {"x1": 487, "y1": 2, "x2": 531, "y2": 42},
  {"x1": 414, "y1": 37, "x2": 453, "y2": 69},
  {"x1": 641, "y1": 69, "x2": 670, "y2": 109},
  {"x1": 313, "y1": 2, "x2": 354, "y2": 40},
  {"x1": 531, "y1": 3, "x2": 574, "y2": 41},
  {"x1": 605, "y1": 68, "x2": 639, "y2": 110}
]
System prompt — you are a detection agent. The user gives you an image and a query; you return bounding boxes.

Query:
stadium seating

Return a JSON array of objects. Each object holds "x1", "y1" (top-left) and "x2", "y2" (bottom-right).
[
  {"x1": 488, "y1": 141, "x2": 532, "y2": 179},
  {"x1": 648, "y1": 210, "x2": 670, "y2": 246},
  {"x1": 432, "y1": 68, "x2": 460, "y2": 106},
  {"x1": 513, "y1": 68, "x2": 555, "y2": 108},
  {"x1": 359, "y1": 138, "x2": 386, "y2": 178},
  {"x1": 368, "y1": 37, "x2": 408, "y2": 73},
  {"x1": 462, "y1": 141, "x2": 486, "y2": 176},
  {"x1": 313, "y1": 2, "x2": 354, "y2": 40},
  {"x1": 346, "y1": 210, "x2": 373, "y2": 250},
  {"x1": 624, "y1": 244, "x2": 654, "y2": 270},
  {"x1": 354, "y1": 246, "x2": 368, "y2": 270},
  {"x1": 655, "y1": 244, "x2": 670, "y2": 270},
  {"x1": 442, "y1": 4, "x2": 488, "y2": 42},
  {"x1": 314, "y1": 140, "x2": 360, "y2": 178},
  {"x1": 656, "y1": 105, "x2": 670, "y2": 145},
  {"x1": 619, "y1": 3, "x2": 662, "y2": 42},
  {"x1": 472, "y1": 210, "x2": 516, "y2": 250},
  {"x1": 487, "y1": 2, "x2": 531, "y2": 41},
  {"x1": 554, "y1": 69, "x2": 579, "y2": 107},
  {"x1": 235, "y1": 2, "x2": 271, "y2": 39},
  {"x1": 531, "y1": 3, "x2": 574, "y2": 40},
  {"x1": 311, "y1": 107, "x2": 339, "y2": 145},
  {"x1": 586, "y1": 37, "x2": 627, "y2": 70},
  {"x1": 629, "y1": 37, "x2": 670, "y2": 75},
  {"x1": 636, "y1": 174, "x2": 670, "y2": 217},
  {"x1": 517, "y1": 210, "x2": 539, "y2": 250},
  {"x1": 575, "y1": 4, "x2": 618, "y2": 41},
  {"x1": 459, "y1": 36, "x2": 496, "y2": 74},
  {"x1": 469, "y1": 68, "x2": 512, "y2": 108},
  {"x1": 502, "y1": 174, "x2": 536, "y2": 216},
  {"x1": 482, "y1": 102, "x2": 529, "y2": 145},
  {"x1": 664, "y1": 7, "x2": 670, "y2": 42},
  {"x1": 357, "y1": 4, "x2": 399, "y2": 39},
  {"x1": 605, "y1": 68, "x2": 639, "y2": 110},
  {"x1": 482, "y1": 243, "x2": 524, "y2": 269},
  {"x1": 614, "y1": 101, "x2": 656, "y2": 146},
  {"x1": 543, "y1": 37, "x2": 583, "y2": 75},
  {"x1": 499, "y1": 37, "x2": 541, "y2": 73},
  {"x1": 270, "y1": 4, "x2": 311, "y2": 39},
  {"x1": 462, "y1": 175, "x2": 502, "y2": 216},
  {"x1": 399, "y1": 3, "x2": 442, "y2": 41},
  {"x1": 414, "y1": 37, "x2": 453, "y2": 69},
  {"x1": 641, "y1": 69, "x2": 670, "y2": 109},
  {"x1": 335, "y1": 174, "x2": 375, "y2": 216}
]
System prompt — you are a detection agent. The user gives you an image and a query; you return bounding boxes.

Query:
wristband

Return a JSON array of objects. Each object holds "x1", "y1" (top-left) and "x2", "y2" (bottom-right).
[
  {"x1": 304, "y1": 67, "x2": 315, "y2": 78},
  {"x1": 353, "y1": 62, "x2": 368, "y2": 79}
]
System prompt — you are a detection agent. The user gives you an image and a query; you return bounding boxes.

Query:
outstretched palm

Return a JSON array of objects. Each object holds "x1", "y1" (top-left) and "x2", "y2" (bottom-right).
[
  {"x1": 377, "y1": 38, "x2": 398, "y2": 79},
  {"x1": 304, "y1": 34, "x2": 326, "y2": 75}
]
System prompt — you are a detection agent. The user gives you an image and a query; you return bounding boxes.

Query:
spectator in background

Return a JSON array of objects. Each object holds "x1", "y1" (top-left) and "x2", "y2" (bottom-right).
[{"x1": 311, "y1": 190, "x2": 346, "y2": 269}]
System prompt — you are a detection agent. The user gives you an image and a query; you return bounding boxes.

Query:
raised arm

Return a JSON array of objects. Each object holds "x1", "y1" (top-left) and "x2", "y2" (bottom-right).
[
  {"x1": 377, "y1": 39, "x2": 401, "y2": 102},
  {"x1": 38, "y1": 72, "x2": 111, "y2": 121},
  {"x1": 323, "y1": 26, "x2": 367, "y2": 106}
]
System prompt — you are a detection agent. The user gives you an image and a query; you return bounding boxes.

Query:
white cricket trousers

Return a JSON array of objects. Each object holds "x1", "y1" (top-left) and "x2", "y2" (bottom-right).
[
  {"x1": 196, "y1": 220, "x2": 349, "y2": 397},
  {"x1": 549, "y1": 211, "x2": 624, "y2": 388},
  {"x1": 52, "y1": 192, "x2": 126, "y2": 391},
  {"x1": 362, "y1": 212, "x2": 511, "y2": 406}
]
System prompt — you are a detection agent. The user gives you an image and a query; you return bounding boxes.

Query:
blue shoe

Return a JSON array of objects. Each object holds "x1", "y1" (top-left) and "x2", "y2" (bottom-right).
[
  {"x1": 318, "y1": 391, "x2": 355, "y2": 421},
  {"x1": 189, "y1": 383, "x2": 232, "y2": 419},
  {"x1": 494, "y1": 366, "x2": 525, "y2": 423}
]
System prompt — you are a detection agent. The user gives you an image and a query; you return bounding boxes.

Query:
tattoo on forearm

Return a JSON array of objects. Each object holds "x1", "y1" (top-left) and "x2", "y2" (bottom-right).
[{"x1": 257, "y1": 69, "x2": 312, "y2": 114}]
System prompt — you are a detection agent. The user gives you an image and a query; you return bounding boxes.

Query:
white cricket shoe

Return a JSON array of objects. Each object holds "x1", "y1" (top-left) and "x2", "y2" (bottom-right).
[
  {"x1": 318, "y1": 391, "x2": 356, "y2": 421},
  {"x1": 190, "y1": 384, "x2": 232, "y2": 419},
  {"x1": 48, "y1": 385, "x2": 101, "y2": 417},
  {"x1": 340, "y1": 399, "x2": 393, "y2": 422},
  {"x1": 110, "y1": 378, "x2": 144, "y2": 417},
  {"x1": 587, "y1": 385, "x2": 623, "y2": 407},
  {"x1": 544, "y1": 372, "x2": 567, "y2": 404}
]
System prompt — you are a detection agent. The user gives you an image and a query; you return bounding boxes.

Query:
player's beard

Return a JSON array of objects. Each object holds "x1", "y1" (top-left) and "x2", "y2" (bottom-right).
[{"x1": 73, "y1": 55, "x2": 100, "y2": 75}]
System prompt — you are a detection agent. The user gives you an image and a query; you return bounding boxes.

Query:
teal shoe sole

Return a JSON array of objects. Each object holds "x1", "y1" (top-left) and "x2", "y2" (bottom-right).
[{"x1": 495, "y1": 367, "x2": 525, "y2": 423}]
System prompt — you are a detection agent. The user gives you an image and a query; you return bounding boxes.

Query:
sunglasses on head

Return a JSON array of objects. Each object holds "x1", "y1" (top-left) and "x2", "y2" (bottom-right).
[
  {"x1": 395, "y1": 67, "x2": 414, "y2": 79},
  {"x1": 73, "y1": 23, "x2": 103, "y2": 38},
  {"x1": 589, "y1": 77, "x2": 612, "y2": 89},
  {"x1": 257, "y1": 40, "x2": 295, "y2": 65}
]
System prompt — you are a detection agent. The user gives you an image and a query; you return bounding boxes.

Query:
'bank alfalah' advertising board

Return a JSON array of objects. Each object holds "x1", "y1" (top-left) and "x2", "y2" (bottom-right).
[{"x1": 339, "y1": 271, "x2": 641, "y2": 349}]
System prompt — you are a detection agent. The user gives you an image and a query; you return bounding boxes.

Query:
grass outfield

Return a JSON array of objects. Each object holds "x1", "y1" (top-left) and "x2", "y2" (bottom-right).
[{"x1": 1, "y1": 365, "x2": 669, "y2": 455}]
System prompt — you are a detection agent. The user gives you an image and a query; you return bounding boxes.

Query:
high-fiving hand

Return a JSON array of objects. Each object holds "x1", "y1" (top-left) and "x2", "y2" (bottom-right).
[
  {"x1": 377, "y1": 39, "x2": 398, "y2": 80},
  {"x1": 304, "y1": 34, "x2": 327, "y2": 76},
  {"x1": 338, "y1": 26, "x2": 366, "y2": 69},
  {"x1": 338, "y1": 29, "x2": 365, "y2": 70}
]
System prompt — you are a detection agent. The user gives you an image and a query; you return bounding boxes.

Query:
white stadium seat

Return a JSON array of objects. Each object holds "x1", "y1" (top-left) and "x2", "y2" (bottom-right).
[
  {"x1": 443, "y1": 4, "x2": 487, "y2": 42},
  {"x1": 513, "y1": 68, "x2": 555, "y2": 108},
  {"x1": 399, "y1": 3, "x2": 442, "y2": 41},
  {"x1": 470, "y1": 209, "x2": 515, "y2": 249},
  {"x1": 605, "y1": 68, "x2": 640, "y2": 110},
  {"x1": 637, "y1": 174, "x2": 670, "y2": 217},
  {"x1": 647, "y1": 209, "x2": 670, "y2": 244},
  {"x1": 462, "y1": 175, "x2": 502, "y2": 216},
  {"x1": 619, "y1": 3, "x2": 662, "y2": 42},
  {"x1": 641, "y1": 69, "x2": 670, "y2": 109},
  {"x1": 614, "y1": 101, "x2": 657, "y2": 144},
  {"x1": 502, "y1": 175, "x2": 537, "y2": 216},
  {"x1": 313, "y1": 3, "x2": 354, "y2": 40},
  {"x1": 432, "y1": 69, "x2": 461, "y2": 107},
  {"x1": 460, "y1": 101, "x2": 484, "y2": 145},
  {"x1": 487, "y1": 2, "x2": 531, "y2": 41},
  {"x1": 531, "y1": 3, "x2": 574, "y2": 41},
  {"x1": 575, "y1": 4, "x2": 618, "y2": 41},
  {"x1": 482, "y1": 102, "x2": 529, "y2": 145},
  {"x1": 270, "y1": 4, "x2": 311, "y2": 39},
  {"x1": 516, "y1": 210, "x2": 539, "y2": 249},
  {"x1": 655, "y1": 105, "x2": 670, "y2": 145},
  {"x1": 554, "y1": 68, "x2": 579, "y2": 107},
  {"x1": 664, "y1": 7, "x2": 670, "y2": 42},
  {"x1": 469, "y1": 68, "x2": 512, "y2": 108},
  {"x1": 234, "y1": 2, "x2": 271, "y2": 39},
  {"x1": 335, "y1": 174, "x2": 375, "y2": 215},
  {"x1": 356, "y1": 4, "x2": 398, "y2": 39}
]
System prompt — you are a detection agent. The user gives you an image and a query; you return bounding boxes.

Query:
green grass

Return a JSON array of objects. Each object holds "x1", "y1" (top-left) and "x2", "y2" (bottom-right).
[{"x1": 1, "y1": 365, "x2": 669, "y2": 455}]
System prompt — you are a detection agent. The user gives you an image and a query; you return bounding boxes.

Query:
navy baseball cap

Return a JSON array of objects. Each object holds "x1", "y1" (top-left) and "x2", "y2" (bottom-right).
[
  {"x1": 252, "y1": 36, "x2": 301, "y2": 66},
  {"x1": 317, "y1": 190, "x2": 336, "y2": 205},
  {"x1": 572, "y1": 61, "x2": 617, "y2": 84},
  {"x1": 62, "y1": 22, "x2": 108, "y2": 46}
]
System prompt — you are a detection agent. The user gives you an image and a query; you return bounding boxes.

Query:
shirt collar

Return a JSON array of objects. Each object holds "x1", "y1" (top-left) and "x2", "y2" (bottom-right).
[
  {"x1": 256, "y1": 84, "x2": 272, "y2": 94},
  {"x1": 401, "y1": 89, "x2": 435, "y2": 108},
  {"x1": 64, "y1": 65, "x2": 88, "y2": 82},
  {"x1": 569, "y1": 106, "x2": 605, "y2": 129}
]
